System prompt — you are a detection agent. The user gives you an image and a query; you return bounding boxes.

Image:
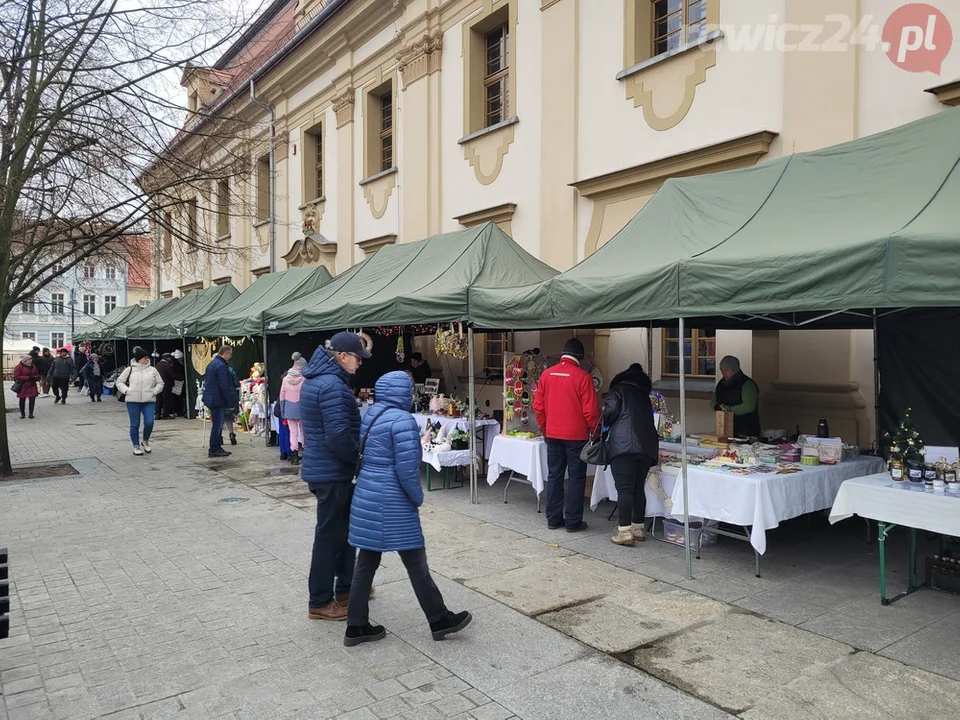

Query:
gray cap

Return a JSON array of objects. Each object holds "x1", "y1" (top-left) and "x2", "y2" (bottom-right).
[{"x1": 719, "y1": 355, "x2": 741, "y2": 372}]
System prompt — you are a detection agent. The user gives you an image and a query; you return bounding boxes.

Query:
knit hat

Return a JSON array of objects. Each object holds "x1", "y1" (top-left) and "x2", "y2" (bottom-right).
[
  {"x1": 294, "y1": 356, "x2": 307, "y2": 369},
  {"x1": 172, "y1": 349, "x2": 184, "y2": 360},
  {"x1": 719, "y1": 355, "x2": 741, "y2": 372},
  {"x1": 90, "y1": 354, "x2": 99, "y2": 361},
  {"x1": 562, "y1": 338, "x2": 585, "y2": 360},
  {"x1": 292, "y1": 351, "x2": 302, "y2": 362},
  {"x1": 133, "y1": 346, "x2": 149, "y2": 361}
]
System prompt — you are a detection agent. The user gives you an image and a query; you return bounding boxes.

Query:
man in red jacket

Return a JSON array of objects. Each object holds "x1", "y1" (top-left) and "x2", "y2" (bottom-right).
[{"x1": 533, "y1": 338, "x2": 600, "y2": 532}]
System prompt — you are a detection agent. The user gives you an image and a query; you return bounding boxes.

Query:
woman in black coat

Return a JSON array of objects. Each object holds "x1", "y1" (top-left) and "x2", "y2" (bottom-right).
[{"x1": 602, "y1": 363, "x2": 659, "y2": 547}]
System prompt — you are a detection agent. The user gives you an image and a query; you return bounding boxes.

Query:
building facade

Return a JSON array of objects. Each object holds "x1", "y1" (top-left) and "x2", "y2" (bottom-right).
[{"x1": 152, "y1": 0, "x2": 960, "y2": 445}]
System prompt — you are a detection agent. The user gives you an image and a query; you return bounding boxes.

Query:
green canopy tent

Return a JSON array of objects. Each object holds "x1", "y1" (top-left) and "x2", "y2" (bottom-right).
[
  {"x1": 184, "y1": 267, "x2": 332, "y2": 339},
  {"x1": 264, "y1": 222, "x2": 559, "y2": 502},
  {"x1": 131, "y1": 283, "x2": 240, "y2": 340},
  {"x1": 468, "y1": 107, "x2": 960, "y2": 579},
  {"x1": 76, "y1": 303, "x2": 144, "y2": 342},
  {"x1": 102, "y1": 297, "x2": 177, "y2": 341}
]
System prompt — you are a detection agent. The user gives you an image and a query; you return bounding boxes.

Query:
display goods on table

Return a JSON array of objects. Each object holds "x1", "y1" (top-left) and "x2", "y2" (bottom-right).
[{"x1": 502, "y1": 349, "x2": 545, "y2": 434}]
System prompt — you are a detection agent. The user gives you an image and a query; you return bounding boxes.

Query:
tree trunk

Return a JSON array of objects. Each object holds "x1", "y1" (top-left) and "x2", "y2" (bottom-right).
[{"x1": 0, "y1": 330, "x2": 11, "y2": 476}]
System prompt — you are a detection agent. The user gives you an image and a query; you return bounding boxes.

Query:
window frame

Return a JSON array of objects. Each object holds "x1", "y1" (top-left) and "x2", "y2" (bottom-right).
[
  {"x1": 651, "y1": 0, "x2": 708, "y2": 57},
  {"x1": 217, "y1": 177, "x2": 231, "y2": 238},
  {"x1": 162, "y1": 211, "x2": 173, "y2": 260},
  {"x1": 105, "y1": 266, "x2": 117, "y2": 281},
  {"x1": 463, "y1": 2, "x2": 517, "y2": 138},
  {"x1": 483, "y1": 24, "x2": 510, "y2": 128},
  {"x1": 83, "y1": 264, "x2": 96, "y2": 280},
  {"x1": 51, "y1": 332, "x2": 65, "y2": 348},
  {"x1": 20, "y1": 298, "x2": 36, "y2": 313},
  {"x1": 661, "y1": 327, "x2": 717, "y2": 379},
  {"x1": 104, "y1": 295, "x2": 117, "y2": 314},
  {"x1": 185, "y1": 198, "x2": 199, "y2": 251},
  {"x1": 364, "y1": 78, "x2": 396, "y2": 179},
  {"x1": 50, "y1": 292, "x2": 65, "y2": 314},
  {"x1": 82, "y1": 294, "x2": 97, "y2": 316},
  {"x1": 256, "y1": 153, "x2": 271, "y2": 222},
  {"x1": 379, "y1": 93, "x2": 393, "y2": 173},
  {"x1": 21, "y1": 332, "x2": 36, "y2": 341}
]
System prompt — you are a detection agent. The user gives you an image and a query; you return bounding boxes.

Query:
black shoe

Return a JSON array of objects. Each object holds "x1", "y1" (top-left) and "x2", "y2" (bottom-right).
[
  {"x1": 229, "y1": 433, "x2": 237, "y2": 446},
  {"x1": 28, "y1": 415, "x2": 34, "y2": 419},
  {"x1": 566, "y1": 521, "x2": 588, "y2": 533},
  {"x1": 208, "y1": 449, "x2": 231, "y2": 458},
  {"x1": 548, "y1": 522, "x2": 563, "y2": 530},
  {"x1": 20, "y1": 414, "x2": 25, "y2": 419},
  {"x1": 430, "y1": 611, "x2": 472, "y2": 641},
  {"x1": 96, "y1": 398, "x2": 102, "y2": 402},
  {"x1": 343, "y1": 623, "x2": 386, "y2": 647}
]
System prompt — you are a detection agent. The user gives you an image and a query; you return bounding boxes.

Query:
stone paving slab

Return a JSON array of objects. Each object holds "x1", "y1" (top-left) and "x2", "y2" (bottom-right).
[{"x1": 628, "y1": 612, "x2": 856, "y2": 714}]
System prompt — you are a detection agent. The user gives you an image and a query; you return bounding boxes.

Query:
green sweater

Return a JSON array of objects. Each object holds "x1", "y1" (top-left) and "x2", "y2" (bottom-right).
[{"x1": 711, "y1": 378, "x2": 759, "y2": 416}]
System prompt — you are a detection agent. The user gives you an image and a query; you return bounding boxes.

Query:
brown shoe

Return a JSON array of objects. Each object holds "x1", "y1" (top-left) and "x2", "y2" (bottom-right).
[
  {"x1": 308, "y1": 601, "x2": 347, "y2": 621},
  {"x1": 335, "y1": 587, "x2": 376, "y2": 605}
]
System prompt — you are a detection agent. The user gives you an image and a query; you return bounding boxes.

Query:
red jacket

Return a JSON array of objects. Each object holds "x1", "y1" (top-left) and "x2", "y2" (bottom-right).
[{"x1": 533, "y1": 357, "x2": 600, "y2": 441}]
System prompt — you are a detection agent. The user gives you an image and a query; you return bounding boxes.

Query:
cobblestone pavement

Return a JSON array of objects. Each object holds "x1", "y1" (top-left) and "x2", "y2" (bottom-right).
[{"x1": 0, "y1": 391, "x2": 728, "y2": 720}]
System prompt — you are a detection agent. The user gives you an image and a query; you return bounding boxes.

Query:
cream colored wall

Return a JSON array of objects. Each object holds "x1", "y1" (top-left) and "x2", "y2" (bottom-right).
[
  {"x1": 858, "y1": 0, "x2": 960, "y2": 136},
  {"x1": 440, "y1": 4, "x2": 543, "y2": 258},
  {"x1": 576, "y1": 0, "x2": 785, "y2": 183}
]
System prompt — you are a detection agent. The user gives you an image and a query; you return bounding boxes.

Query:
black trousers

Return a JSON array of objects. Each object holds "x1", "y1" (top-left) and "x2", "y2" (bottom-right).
[
  {"x1": 19, "y1": 397, "x2": 36, "y2": 417},
  {"x1": 347, "y1": 548, "x2": 447, "y2": 627},
  {"x1": 308, "y1": 483, "x2": 356, "y2": 608},
  {"x1": 609, "y1": 454, "x2": 654, "y2": 527},
  {"x1": 51, "y1": 377, "x2": 70, "y2": 400},
  {"x1": 545, "y1": 439, "x2": 588, "y2": 529}
]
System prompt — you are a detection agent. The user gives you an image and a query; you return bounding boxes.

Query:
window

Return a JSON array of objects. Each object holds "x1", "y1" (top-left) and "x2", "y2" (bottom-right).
[
  {"x1": 21, "y1": 332, "x2": 36, "y2": 341},
  {"x1": 83, "y1": 264, "x2": 95, "y2": 279},
  {"x1": 483, "y1": 332, "x2": 507, "y2": 374},
  {"x1": 653, "y1": 0, "x2": 707, "y2": 56},
  {"x1": 83, "y1": 294, "x2": 96, "y2": 315},
  {"x1": 464, "y1": 3, "x2": 515, "y2": 137},
  {"x1": 186, "y1": 199, "x2": 198, "y2": 250},
  {"x1": 51, "y1": 332, "x2": 64, "y2": 348},
  {"x1": 217, "y1": 178, "x2": 230, "y2": 237},
  {"x1": 256, "y1": 154, "x2": 271, "y2": 221},
  {"x1": 50, "y1": 292, "x2": 64, "y2": 314},
  {"x1": 483, "y1": 25, "x2": 509, "y2": 128},
  {"x1": 105, "y1": 266, "x2": 116, "y2": 280},
  {"x1": 20, "y1": 299, "x2": 36, "y2": 313},
  {"x1": 364, "y1": 79, "x2": 395, "y2": 178},
  {"x1": 139, "y1": 299, "x2": 150, "y2": 307},
  {"x1": 104, "y1": 295, "x2": 117, "y2": 313},
  {"x1": 51, "y1": 262, "x2": 62, "y2": 275},
  {"x1": 162, "y1": 211, "x2": 172, "y2": 260},
  {"x1": 662, "y1": 328, "x2": 716, "y2": 378},
  {"x1": 304, "y1": 124, "x2": 324, "y2": 200}
]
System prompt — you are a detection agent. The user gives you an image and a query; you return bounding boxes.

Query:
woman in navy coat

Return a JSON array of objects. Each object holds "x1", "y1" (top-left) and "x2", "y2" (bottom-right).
[{"x1": 344, "y1": 371, "x2": 472, "y2": 647}]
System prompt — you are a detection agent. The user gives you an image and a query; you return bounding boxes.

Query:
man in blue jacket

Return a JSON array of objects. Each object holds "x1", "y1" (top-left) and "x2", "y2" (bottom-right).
[
  {"x1": 301, "y1": 332, "x2": 371, "y2": 621},
  {"x1": 202, "y1": 345, "x2": 234, "y2": 458}
]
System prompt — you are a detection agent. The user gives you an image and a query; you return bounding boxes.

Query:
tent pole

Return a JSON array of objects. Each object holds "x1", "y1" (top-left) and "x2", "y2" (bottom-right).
[
  {"x1": 468, "y1": 326, "x2": 478, "y2": 504},
  {"x1": 873, "y1": 309, "x2": 881, "y2": 453},
  {"x1": 182, "y1": 335, "x2": 190, "y2": 419},
  {"x1": 647, "y1": 321, "x2": 653, "y2": 370},
  {"x1": 679, "y1": 317, "x2": 693, "y2": 580},
  {"x1": 263, "y1": 328, "x2": 271, "y2": 448}
]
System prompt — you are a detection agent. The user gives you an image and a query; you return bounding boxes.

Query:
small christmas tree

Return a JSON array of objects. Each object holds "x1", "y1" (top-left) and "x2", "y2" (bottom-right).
[{"x1": 889, "y1": 408, "x2": 925, "y2": 466}]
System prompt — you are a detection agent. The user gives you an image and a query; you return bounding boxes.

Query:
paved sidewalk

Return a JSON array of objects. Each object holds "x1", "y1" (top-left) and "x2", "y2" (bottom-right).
[{"x1": 2, "y1": 389, "x2": 959, "y2": 719}]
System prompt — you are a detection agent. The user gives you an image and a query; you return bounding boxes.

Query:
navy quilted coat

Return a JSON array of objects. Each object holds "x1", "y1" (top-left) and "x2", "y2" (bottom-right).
[
  {"x1": 202, "y1": 355, "x2": 233, "y2": 409},
  {"x1": 349, "y1": 372, "x2": 425, "y2": 552},
  {"x1": 300, "y1": 346, "x2": 361, "y2": 488}
]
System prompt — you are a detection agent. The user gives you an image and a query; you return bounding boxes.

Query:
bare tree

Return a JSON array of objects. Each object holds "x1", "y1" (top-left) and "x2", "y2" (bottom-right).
[{"x1": 0, "y1": 0, "x2": 267, "y2": 474}]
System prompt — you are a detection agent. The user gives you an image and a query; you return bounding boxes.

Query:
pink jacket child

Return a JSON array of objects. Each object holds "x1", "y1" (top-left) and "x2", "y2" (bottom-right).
[{"x1": 280, "y1": 357, "x2": 307, "y2": 456}]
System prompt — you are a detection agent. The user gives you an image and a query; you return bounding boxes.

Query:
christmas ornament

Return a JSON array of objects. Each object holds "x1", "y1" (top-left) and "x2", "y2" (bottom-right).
[{"x1": 395, "y1": 335, "x2": 405, "y2": 363}]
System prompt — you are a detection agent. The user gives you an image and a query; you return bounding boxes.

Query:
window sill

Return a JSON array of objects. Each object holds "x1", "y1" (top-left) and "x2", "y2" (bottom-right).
[
  {"x1": 216, "y1": 233, "x2": 231, "y2": 243},
  {"x1": 616, "y1": 29, "x2": 724, "y2": 82},
  {"x1": 359, "y1": 167, "x2": 398, "y2": 187},
  {"x1": 253, "y1": 218, "x2": 272, "y2": 229},
  {"x1": 298, "y1": 197, "x2": 326, "y2": 210},
  {"x1": 458, "y1": 116, "x2": 519, "y2": 146},
  {"x1": 654, "y1": 377, "x2": 715, "y2": 395}
]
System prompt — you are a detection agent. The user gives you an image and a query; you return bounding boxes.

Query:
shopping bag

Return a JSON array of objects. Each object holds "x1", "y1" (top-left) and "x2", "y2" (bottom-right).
[{"x1": 172, "y1": 380, "x2": 184, "y2": 396}]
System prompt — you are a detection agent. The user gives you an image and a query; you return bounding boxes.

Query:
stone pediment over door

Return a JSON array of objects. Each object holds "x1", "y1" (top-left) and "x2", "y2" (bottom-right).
[{"x1": 284, "y1": 234, "x2": 337, "y2": 270}]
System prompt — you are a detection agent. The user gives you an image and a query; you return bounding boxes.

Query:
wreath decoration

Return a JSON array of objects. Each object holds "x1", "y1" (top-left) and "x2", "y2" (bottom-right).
[{"x1": 434, "y1": 322, "x2": 469, "y2": 360}]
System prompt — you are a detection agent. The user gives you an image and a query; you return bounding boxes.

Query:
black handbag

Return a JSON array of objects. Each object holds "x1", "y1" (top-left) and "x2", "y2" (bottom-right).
[
  {"x1": 580, "y1": 419, "x2": 609, "y2": 467},
  {"x1": 10, "y1": 381, "x2": 22, "y2": 394},
  {"x1": 115, "y1": 367, "x2": 131, "y2": 403}
]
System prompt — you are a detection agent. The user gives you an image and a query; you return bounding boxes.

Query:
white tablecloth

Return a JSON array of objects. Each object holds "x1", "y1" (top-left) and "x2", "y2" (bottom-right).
[
  {"x1": 486, "y1": 435, "x2": 550, "y2": 496},
  {"x1": 830, "y1": 474, "x2": 960, "y2": 536},
  {"x1": 669, "y1": 455, "x2": 885, "y2": 554},
  {"x1": 590, "y1": 441, "x2": 720, "y2": 512},
  {"x1": 421, "y1": 449, "x2": 474, "y2": 473}
]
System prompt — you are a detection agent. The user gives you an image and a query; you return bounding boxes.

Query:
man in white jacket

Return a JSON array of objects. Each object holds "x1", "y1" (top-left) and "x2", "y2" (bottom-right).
[{"x1": 115, "y1": 346, "x2": 165, "y2": 455}]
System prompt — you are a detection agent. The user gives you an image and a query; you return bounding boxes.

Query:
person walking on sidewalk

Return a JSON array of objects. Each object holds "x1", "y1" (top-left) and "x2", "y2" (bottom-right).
[
  {"x1": 300, "y1": 332, "x2": 371, "y2": 621},
  {"x1": 603, "y1": 363, "x2": 659, "y2": 547},
  {"x1": 37, "y1": 348, "x2": 54, "y2": 397},
  {"x1": 344, "y1": 371, "x2": 472, "y2": 647},
  {"x1": 79, "y1": 354, "x2": 105, "y2": 402},
  {"x1": 115, "y1": 347, "x2": 164, "y2": 456},
  {"x1": 48, "y1": 347, "x2": 76, "y2": 404},
  {"x1": 14, "y1": 354, "x2": 41, "y2": 419},
  {"x1": 202, "y1": 345, "x2": 235, "y2": 458},
  {"x1": 279, "y1": 355, "x2": 307, "y2": 464},
  {"x1": 533, "y1": 338, "x2": 600, "y2": 533}
]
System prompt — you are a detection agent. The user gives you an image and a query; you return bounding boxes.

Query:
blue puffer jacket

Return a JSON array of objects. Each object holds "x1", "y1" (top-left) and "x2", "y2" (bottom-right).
[
  {"x1": 300, "y1": 346, "x2": 361, "y2": 488},
  {"x1": 349, "y1": 371, "x2": 425, "y2": 552},
  {"x1": 202, "y1": 355, "x2": 233, "y2": 409}
]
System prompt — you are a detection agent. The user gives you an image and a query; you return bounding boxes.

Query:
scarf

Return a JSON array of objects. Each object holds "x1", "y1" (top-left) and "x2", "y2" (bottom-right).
[{"x1": 285, "y1": 367, "x2": 304, "y2": 386}]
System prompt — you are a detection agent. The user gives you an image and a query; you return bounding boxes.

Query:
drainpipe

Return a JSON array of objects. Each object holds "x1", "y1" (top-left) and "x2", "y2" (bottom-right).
[{"x1": 249, "y1": 79, "x2": 276, "y2": 274}]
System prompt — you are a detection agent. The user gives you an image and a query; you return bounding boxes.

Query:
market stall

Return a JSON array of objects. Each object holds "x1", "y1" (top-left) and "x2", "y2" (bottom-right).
[
  {"x1": 263, "y1": 223, "x2": 559, "y2": 502},
  {"x1": 468, "y1": 107, "x2": 960, "y2": 578}
]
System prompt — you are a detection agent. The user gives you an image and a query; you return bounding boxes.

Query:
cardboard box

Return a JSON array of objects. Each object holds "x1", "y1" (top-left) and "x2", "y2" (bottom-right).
[{"x1": 715, "y1": 410, "x2": 734, "y2": 438}]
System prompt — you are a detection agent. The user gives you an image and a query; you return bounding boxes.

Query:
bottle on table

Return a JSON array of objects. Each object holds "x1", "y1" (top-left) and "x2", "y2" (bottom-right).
[
  {"x1": 817, "y1": 418, "x2": 830, "y2": 438},
  {"x1": 889, "y1": 457, "x2": 904, "y2": 482}
]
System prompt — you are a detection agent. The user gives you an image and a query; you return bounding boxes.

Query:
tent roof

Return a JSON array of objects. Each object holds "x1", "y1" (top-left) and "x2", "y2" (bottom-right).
[
  {"x1": 129, "y1": 284, "x2": 240, "y2": 339},
  {"x1": 101, "y1": 297, "x2": 176, "y2": 340},
  {"x1": 470, "y1": 107, "x2": 960, "y2": 330},
  {"x1": 78, "y1": 303, "x2": 144, "y2": 341},
  {"x1": 264, "y1": 223, "x2": 558, "y2": 334},
  {"x1": 185, "y1": 266, "x2": 333, "y2": 338}
]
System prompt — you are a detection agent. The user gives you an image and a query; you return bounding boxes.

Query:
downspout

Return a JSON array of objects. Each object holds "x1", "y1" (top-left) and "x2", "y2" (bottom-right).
[
  {"x1": 154, "y1": 208, "x2": 162, "y2": 300},
  {"x1": 249, "y1": 80, "x2": 276, "y2": 274}
]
